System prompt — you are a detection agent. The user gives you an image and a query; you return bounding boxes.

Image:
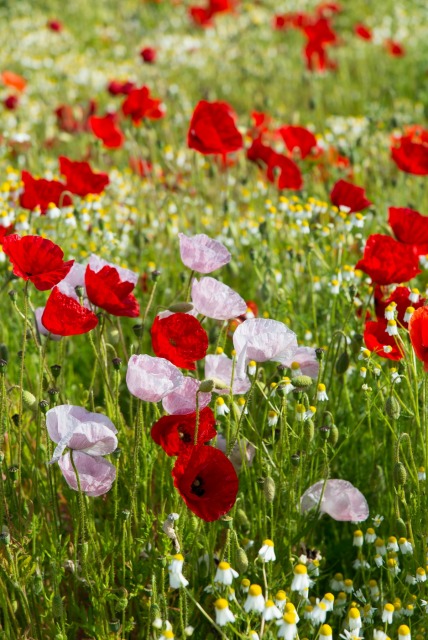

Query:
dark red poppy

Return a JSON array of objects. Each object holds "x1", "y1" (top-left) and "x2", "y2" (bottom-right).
[
  {"x1": 2, "y1": 234, "x2": 74, "y2": 290},
  {"x1": 355, "y1": 234, "x2": 420, "y2": 286},
  {"x1": 189, "y1": 6, "x2": 214, "y2": 27},
  {"x1": 302, "y1": 16, "x2": 338, "y2": 71},
  {"x1": 59, "y1": 156, "x2": 109, "y2": 197},
  {"x1": 388, "y1": 207, "x2": 428, "y2": 254},
  {"x1": 277, "y1": 125, "x2": 317, "y2": 159},
  {"x1": 409, "y1": 307, "x2": 428, "y2": 371},
  {"x1": 188, "y1": 100, "x2": 243, "y2": 155},
  {"x1": 266, "y1": 152, "x2": 303, "y2": 190},
  {"x1": 391, "y1": 136, "x2": 428, "y2": 176},
  {"x1": 55, "y1": 100, "x2": 96, "y2": 134},
  {"x1": 151, "y1": 407, "x2": 216, "y2": 456},
  {"x1": 47, "y1": 19, "x2": 63, "y2": 32},
  {"x1": 385, "y1": 39, "x2": 405, "y2": 57},
  {"x1": 140, "y1": 47, "x2": 157, "y2": 63},
  {"x1": 151, "y1": 314, "x2": 208, "y2": 370},
  {"x1": 330, "y1": 179, "x2": 372, "y2": 213},
  {"x1": 107, "y1": 80, "x2": 135, "y2": 96},
  {"x1": 4, "y1": 95, "x2": 18, "y2": 110},
  {"x1": 89, "y1": 113, "x2": 124, "y2": 149},
  {"x1": 363, "y1": 320, "x2": 403, "y2": 361},
  {"x1": 374, "y1": 285, "x2": 425, "y2": 328},
  {"x1": 273, "y1": 13, "x2": 297, "y2": 30},
  {"x1": 20, "y1": 171, "x2": 72, "y2": 213},
  {"x1": 85, "y1": 265, "x2": 140, "y2": 317},
  {"x1": 247, "y1": 136, "x2": 275, "y2": 167},
  {"x1": 172, "y1": 446, "x2": 239, "y2": 521},
  {"x1": 122, "y1": 86, "x2": 164, "y2": 125},
  {"x1": 354, "y1": 23, "x2": 372, "y2": 40},
  {"x1": 41, "y1": 287, "x2": 98, "y2": 336}
]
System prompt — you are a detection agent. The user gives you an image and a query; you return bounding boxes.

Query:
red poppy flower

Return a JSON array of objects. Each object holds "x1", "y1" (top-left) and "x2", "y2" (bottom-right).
[
  {"x1": 47, "y1": 19, "x2": 63, "y2": 32},
  {"x1": 19, "y1": 171, "x2": 72, "y2": 213},
  {"x1": 172, "y1": 446, "x2": 239, "y2": 521},
  {"x1": 55, "y1": 100, "x2": 96, "y2": 134},
  {"x1": 388, "y1": 207, "x2": 428, "y2": 255},
  {"x1": 41, "y1": 287, "x2": 98, "y2": 336},
  {"x1": 4, "y1": 95, "x2": 19, "y2": 110},
  {"x1": 250, "y1": 111, "x2": 271, "y2": 135},
  {"x1": 107, "y1": 80, "x2": 135, "y2": 96},
  {"x1": 374, "y1": 285, "x2": 425, "y2": 328},
  {"x1": 59, "y1": 156, "x2": 109, "y2": 197},
  {"x1": 266, "y1": 152, "x2": 303, "y2": 190},
  {"x1": 151, "y1": 407, "x2": 216, "y2": 456},
  {"x1": 354, "y1": 23, "x2": 372, "y2": 40},
  {"x1": 409, "y1": 307, "x2": 428, "y2": 371},
  {"x1": 151, "y1": 313, "x2": 208, "y2": 370},
  {"x1": 247, "y1": 136, "x2": 275, "y2": 167},
  {"x1": 2, "y1": 234, "x2": 74, "y2": 290},
  {"x1": 189, "y1": 6, "x2": 214, "y2": 27},
  {"x1": 355, "y1": 234, "x2": 420, "y2": 286},
  {"x1": 0, "y1": 223, "x2": 14, "y2": 245},
  {"x1": 188, "y1": 100, "x2": 243, "y2": 155},
  {"x1": 302, "y1": 16, "x2": 338, "y2": 71},
  {"x1": 140, "y1": 47, "x2": 157, "y2": 63},
  {"x1": 1, "y1": 71, "x2": 26, "y2": 92},
  {"x1": 85, "y1": 265, "x2": 140, "y2": 317},
  {"x1": 385, "y1": 39, "x2": 405, "y2": 57},
  {"x1": 391, "y1": 136, "x2": 428, "y2": 176},
  {"x1": 89, "y1": 114, "x2": 125, "y2": 149},
  {"x1": 363, "y1": 320, "x2": 403, "y2": 361},
  {"x1": 122, "y1": 86, "x2": 165, "y2": 125},
  {"x1": 330, "y1": 179, "x2": 372, "y2": 213},
  {"x1": 277, "y1": 125, "x2": 317, "y2": 159}
]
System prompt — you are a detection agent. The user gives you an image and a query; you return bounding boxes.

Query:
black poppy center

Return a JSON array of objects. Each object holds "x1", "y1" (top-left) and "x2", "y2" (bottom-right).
[
  {"x1": 191, "y1": 475, "x2": 205, "y2": 497},
  {"x1": 178, "y1": 426, "x2": 192, "y2": 443}
]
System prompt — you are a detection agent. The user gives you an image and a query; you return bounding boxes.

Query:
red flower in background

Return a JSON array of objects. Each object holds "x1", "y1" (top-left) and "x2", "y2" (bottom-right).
[
  {"x1": 385, "y1": 39, "x2": 405, "y2": 57},
  {"x1": 302, "y1": 16, "x2": 338, "y2": 72},
  {"x1": 391, "y1": 135, "x2": 428, "y2": 176},
  {"x1": 107, "y1": 80, "x2": 135, "y2": 96},
  {"x1": 409, "y1": 307, "x2": 428, "y2": 371},
  {"x1": 277, "y1": 125, "x2": 317, "y2": 159},
  {"x1": 20, "y1": 171, "x2": 72, "y2": 213},
  {"x1": 1, "y1": 71, "x2": 27, "y2": 92},
  {"x1": 140, "y1": 47, "x2": 157, "y2": 63},
  {"x1": 355, "y1": 234, "x2": 420, "y2": 285},
  {"x1": 89, "y1": 113, "x2": 125, "y2": 149},
  {"x1": 189, "y1": 0, "x2": 235, "y2": 26},
  {"x1": 0, "y1": 223, "x2": 14, "y2": 245},
  {"x1": 330, "y1": 179, "x2": 372, "y2": 212},
  {"x1": 172, "y1": 446, "x2": 239, "y2": 521},
  {"x1": 375, "y1": 285, "x2": 425, "y2": 328},
  {"x1": 42, "y1": 287, "x2": 98, "y2": 336},
  {"x1": 122, "y1": 86, "x2": 165, "y2": 125},
  {"x1": 151, "y1": 313, "x2": 208, "y2": 370},
  {"x1": 2, "y1": 234, "x2": 74, "y2": 290},
  {"x1": 388, "y1": 207, "x2": 428, "y2": 254},
  {"x1": 188, "y1": 100, "x2": 243, "y2": 155},
  {"x1": 364, "y1": 320, "x2": 403, "y2": 361},
  {"x1": 55, "y1": 100, "x2": 97, "y2": 134},
  {"x1": 4, "y1": 95, "x2": 19, "y2": 110},
  {"x1": 151, "y1": 407, "x2": 216, "y2": 456},
  {"x1": 85, "y1": 265, "x2": 140, "y2": 317},
  {"x1": 266, "y1": 152, "x2": 303, "y2": 190},
  {"x1": 59, "y1": 156, "x2": 109, "y2": 197},
  {"x1": 247, "y1": 136, "x2": 275, "y2": 167},
  {"x1": 354, "y1": 24, "x2": 372, "y2": 40},
  {"x1": 47, "y1": 19, "x2": 63, "y2": 32}
]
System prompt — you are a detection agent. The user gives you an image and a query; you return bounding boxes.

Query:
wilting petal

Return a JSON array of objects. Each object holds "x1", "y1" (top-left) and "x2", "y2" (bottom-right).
[
  {"x1": 126, "y1": 354, "x2": 184, "y2": 402},
  {"x1": 300, "y1": 479, "x2": 369, "y2": 522},
  {"x1": 162, "y1": 377, "x2": 211, "y2": 415},
  {"x1": 179, "y1": 232, "x2": 231, "y2": 273},
  {"x1": 191, "y1": 277, "x2": 247, "y2": 320},
  {"x1": 58, "y1": 451, "x2": 116, "y2": 497}
]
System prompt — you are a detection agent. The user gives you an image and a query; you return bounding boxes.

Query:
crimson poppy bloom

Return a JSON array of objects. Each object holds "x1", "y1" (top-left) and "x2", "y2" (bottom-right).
[
  {"x1": 2, "y1": 234, "x2": 74, "y2": 290},
  {"x1": 0, "y1": 222, "x2": 14, "y2": 245},
  {"x1": 85, "y1": 265, "x2": 140, "y2": 317},
  {"x1": 363, "y1": 320, "x2": 403, "y2": 361},
  {"x1": 266, "y1": 152, "x2": 303, "y2": 190},
  {"x1": 374, "y1": 285, "x2": 425, "y2": 328},
  {"x1": 151, "y1": 407, "x2": 216, "y2": 456},
  {"x1": 302, "y1": 16, "x2": 338, "y2": 72},
  {"x1": 47, "y1": 19, "x2": 63, "y2": 32},
  {"x1": 140, "y1": 47, "x2": 157, "y2": 63},
  {"x1": 391, "y1": 136, "x2": 428, "y2": 176},
  {"x1": 172, "y1": 446, "x2": 239, "y2": 521},
  {"x1": 20, "y1": 171, "x2": 72, "y2": 213},
  {"x1": 4, "y1": 95, "x2": 19, "y2": 110},
  {"x1": 354, "y1": 23, "x2": 372, "y2": 40},
  {"x1": 355, "y1": 234, "x2": 420, "y2": 285},
  {"x1": 247, "y1": 136, "x2": 275, "y2": 167},
  {"x1": 151, "y1": 313, "x2": 208, "y2": 369},
  {"x1": 188, "y1": 100, "x2": 243, "y2": 155},
  {"x1": 330, "y1": 179, "x2": 372, "y2": 213},
  {"x1": 41, "y1": 287, "x2": 98, "y2": 336},
  {"x1": 385, "y1": 39, "x2": 405, "y2": 57},
  {"x1": 277, "y1": 125, "x2": 317, "y2": 159},
  {"x1": 122, "y1": 86, "x2": 165, "y2": 125},
  {"x1": 388, "y1": 207, "x2": 428, "y2": 255},
  {"x1": 89, "y1": 113, "x2": 125, "y2": 149},
  {"x1": 59, "y1": 156, "x2": 109, "y2": 197},
  {"x1": 107, "y1": 80, "x2": 135, "y2": 96},
  {"x1": 189, "y1": 6, "x2": 213, "y2": 27},
  {"x1": 409, "y1": 307, "x2": 428, "y2": 371}
]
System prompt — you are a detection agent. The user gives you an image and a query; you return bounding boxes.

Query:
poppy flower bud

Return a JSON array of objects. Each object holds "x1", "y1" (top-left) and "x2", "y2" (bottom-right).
[
  {"x1": 8, "y1": 290, "x2": 17, "y2": 302},
  {"x1": 319, "y1": 425, "x2": 331, "y2": 440},
  {"x1": 109, "y1": 620, "x2": 121, "y2": 633},
  {"x1": 235, "y1": 508, "x2": 250, "y2": 531},
  {"x1": 74, "y1": 285, "x2": 84, "y2": 299},
  {"x1": 122, "y1": 509, "x2": 131, "y2": 521},
  {"x1": 132, "y1": 324, "x2": 144, "y2": 336},
  {"x1": 0, "y1": 530, "x2": 10, "y2": 545},
  {"x1": 39, "y1": 400, "x2": 49, "y2": 414},
  {"x1": 168, "y1": 302, "x2": 194, "y2": 313},
  {"x1": 263, "y1": 477, "x2": 276, "y2": 503},
  {"x1": 199, "y1": 379, "x2": 215, "y2": 393},
  {"x1": 394, "y1": 462, "x2": 407, "y2": 486},
  {"x1": 385, "y1": 396, "x2": 400, "y2": 419},
  {"x1": 23, "y1": 390, "x2": 37, "y2": 410},
  {"x1": 315, "y1": 347, "x2": 325, "y2": 361},
  {"x1": 304, "y1": 420, "x2": 314, "y2": 442},
  {"x1": 52, "y1": 595, "x2": 64, "y2": 619},
  {"x1": 236, "y1": 547, "x2": 249, "y2": 573},
  {"x1": 112, "y1": 447, "x2": 122, "y2": 459},
  {"x1": 291, "y1": 375, "x2": 312, "y2": 389},
  {"x1": 48, "y1": 388, "x2": 60, "y2": 404},
  {"x1": 151, "y1": 269, "x2": 161, "y2": 282},
  {"x1": 329, "y1": 424, "x2": 339, "y2": 446},
  {"x1": 221, "y1": 515, "x2": 233, "y2": 529},
  {"x1": 51, "y1": 364, "x2": 61, "y2": 380},
  {"x1": 112, "y1": 357, "x2": 122, "y2": 371},
  {"x1": 335, "y1": 351, "x2": 349, "y2": 374}
]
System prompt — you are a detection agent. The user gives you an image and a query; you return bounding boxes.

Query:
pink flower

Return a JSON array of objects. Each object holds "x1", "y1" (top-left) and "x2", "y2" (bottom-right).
[
  {"x1": 162, "y1": 377, "x2": 212, "y2": 415},
  {"x1": 179, "y1": 232, "x2": 231, "y2": 273},
  {"x1": 300, "y1": 479, "x2": 369, "y2": 522},
  {"x1": 204, "y1": 354, "x2": 250, "y2": 394},
  {"x1": 233, "y1": 318, "x2": 298, "y2": 378},
  {"x1": 216, "y1": 434, "x2": 256, "y2": 473},
  {"x1": 126, "y1": 355, "x2": 184, "y2": 402},
  {"x1": 58, "y1": 451, "x2": 116, "y2": 497},
  {"x1": 46, "y1": 404, "x2": 118, "y2": 463},
  {"x1": 282, "y1": 346, "x2": 319, "y2": 378},
  {"x1": 191, "y1": 277, "x2": 247, "y2": 320}
]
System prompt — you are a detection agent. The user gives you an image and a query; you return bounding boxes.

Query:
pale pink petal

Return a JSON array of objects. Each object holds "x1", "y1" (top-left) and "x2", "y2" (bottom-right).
[
  {"x1": 283, "y1": 346, "x2": 319, "y2": 378},
  {"x1": 191, "y1": 277, "x2": 247, "y2": 321},
  {"x1": 216, "y1": 434, "x2": 255, "y2": 472},
  {"x1": 126, "y1": 354, "x2": 184, "y2": 402},
  {"x1": 89, "y1": 254, "x2": 139, "y2": 285},
  {"x1": 204, "y1": 354, "x2": 251, "y2": 395},
  {"x1": 35, "y1": 307, "x2": 62, "y2": 341},
  {"x1": 58, "y1": 451, "x2": 116, "y2": 497},
  {"x1": 179, "y1": 232, "x2": 231, "y2": 273},
  {"x1": 300, "y1": 479, "x2": 369, "y2": 522},
  {"x1": 162, "y1": 377, "x2": 212, "y2": 415}
]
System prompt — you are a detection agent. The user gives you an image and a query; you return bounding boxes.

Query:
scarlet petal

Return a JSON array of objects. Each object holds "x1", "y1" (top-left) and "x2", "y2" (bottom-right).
[
  {"x1": 266, "y1": 152, "x2": 303, "y2": 190},
  {"x1": 277, "y1": 125, "x2": 317, "y2": 159},
  {"x1": 42, "y1": 287, "x2": 98, "y2": 336},
  {"x1": 89, "y1": 114, "x2": 124, "y2": 149},
  {"x1": 391, "y1": 136, "x2": 428, "y2": 175},
  {"x1": 151, "y1": 407, "x2": 216, "y2": 456},
  {"x1": 59, "y1": 156, "x2": 109, "y2": 197},
  {"x1": 151, "y1": 314, "x2": 208, "y2": 370},
  {"x1": 172, "y1": 446, "x2": 239, "y2": 522},
  {"x1": 122, "y1": 86, "x2": 164, "y2": 124},
  {"x1": 388, "y1": 207, "x2": 428, "y2": 254},
  {"x1": 330, "y1": 179, "x2": 372, "y2": 213},
  {"x1": 20, "y1": 170, "x2": 72, "y2": 213},
  {"x1": 85, "y1": 265, "x2": 140, "y2": 317},
  {"x1": 355, "y1": 234, "x2": 420, "y2": 286},
  {"x1": 363, "y1": 320, "x2": 403, "y2": 361},
  {"x1": 409, "y1": 307, "x2": 428, "y2": 370},
  {"x1": 188, "y1": 100, "x2": 243, "y2": 155}
]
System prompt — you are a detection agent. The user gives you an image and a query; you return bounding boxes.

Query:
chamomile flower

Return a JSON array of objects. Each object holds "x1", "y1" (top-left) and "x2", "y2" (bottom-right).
[
  {"x1": 275, "y1": 590, "x2": 287, "y2": 610},
  {"x1": 353, "y1": 530, "x2": 364, "y2": 547},
  {"x1": 244, "y1": 584, "x2": 265, "y2": 613},
  {"x1": 311, "y1": 601, "x2": 328, "y2": 624},
  {"x1": 268, "y1": 411, "x2": 279, "y2": 427},
  {"x1": 159, "y1": 631, "x2": 175, "y2": 640},
  {"x1": 291, "y1": 564, "x2": 310, "y2": 594},
  {"x1": 368, "y1": 580, "x2": 379, "y2": 600},
  {"x1": 347, "y1": 606, "x2": 362, "y2": 632},
  {"x1": 418, "y1": 466, "x2": 426, "y2": 481},
  {"x1": 321, "y1": 593, "x2": 335, "y2": 611},
  {"x1": 330, "y1": 573, "x2": 345, "y2": 591},
  {"x1": 320, "y1": 624, "x2": 333, "y2": 640},
  {"x1": 398, "y1": 625, "x2": 411, "y2": 640},
  {"x1": 365, "y1": 528, "x2": 376, "y2": 544},
  {"x1": 416, "y1": 567, "x2": 426, "y2": 582},
  {"x1": 386, "y1": 319, "x2": 398, "y2": 336},
  {"x1": 399, "y1": 538, "x2": 413, "y2": 554},
  {"x1": 317, "y1": 383, "x2": 328, "y2": 401},
  {"x1": 215, "y1": 397, "x2": 230, "y2": 417},
  {"x1": 258, "y1": 539, "x2": 276, "y2": 563},
  {"x1": 262, "y1": 599, "x2": 282, "y2": 621},
  {"x1": 214, "y1": 599, "x2": 235, "y2": 627},
  {"x1": 277, "y1": 611, "x2": 298, "y2": 640},
  {"x1": 214, "y1": 561, "x2": 239, "y2": 586},
  {"x1": 404, "y1": 306, "x2": 415, "y2": 323},
  {"x1": 168, "y1": 554, "x2": 189, "y2": 589},
  {"x1": 381, "y1": 603, "x2": 394, "y2": 624},
  {"x1": 387, "y1": 536, "x2": 399, "y2": 552}
]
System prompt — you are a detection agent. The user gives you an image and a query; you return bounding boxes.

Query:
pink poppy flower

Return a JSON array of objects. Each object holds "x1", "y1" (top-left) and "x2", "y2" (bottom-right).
[
  {"x1": 282, "y1": 346, "x2": 319, "y2": 378},
  {"x1": 126, "y1": 355, "x2": 184, "y2": 402},
  {"x1": 58, "y1": 451, "x2": 116, "y2": 497},
  {"x1": 204, "y1": 354, "x2": 251, "y2": 394},
  {"x1": 300, "y1": 479, "x2": 369, "y2": 522},
  {"x1": 216, "y1": 434, "x2": 256, "y2": 473},
  {"x1": 46, "y1": 404, "x2": 118, "y2": 463},
  {"x1": 162, "y1": 377, "x2": 212, "y2": 415},
  {"x1": 233, "y1": 318, "x2": 298, "y2": 378},
  {"x1": 178, "y1": 232, "x2": 231, "y2": 273},
  {"x1": 191, "y1": 277, "x2": 247, "y2": 320}
]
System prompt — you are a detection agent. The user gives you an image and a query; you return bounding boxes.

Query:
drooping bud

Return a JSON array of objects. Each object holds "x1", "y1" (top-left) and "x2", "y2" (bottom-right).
[
  {"x1": 22, "y1": 390, "x2": 37, "y2": 410},
  {"x1": 394, "y1": 462, "x2": 407, "y2": 486},
  {"x1": 385, "y1": 396, "x2": 400, "y2": 420},
  {"x1": 198, "y1": 379, "x2": 215, "y2": 393},
  {"x1": 304, "y1": 419, "x2": 314, "y2": 442},
  {"x1": 329, "y1": 424, "x2": 339, "y2": 446},
  {"x1": 236, "y1": 547, "x2": 249, "y2": 573},
  {"x1": 336, "y1": 351, "x2": 350, "y2": 374},
  {"x1": 168, "y1": 302, "x2": 194, "y2": 313},
  {"x1": 263, "y1": 477, "x2": 276, "y2": 503},
  {"x1": 235, "y1": 508, "x2": 250, "y2": 531},
  {"x1": 112, "y1": 357, "x2": 122, "y2": 371},
  {"x1": 51, "y1": 364, "x2": 61, "y2": 380}
]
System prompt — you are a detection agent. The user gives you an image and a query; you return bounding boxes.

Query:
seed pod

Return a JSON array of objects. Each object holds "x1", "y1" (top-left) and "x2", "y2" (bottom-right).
[
  {"x1": 235, "y1": 547, "x2": 249, "y2": 574},
  {"x1": 235, "y1": 509, "x2": 250, "y2": 531},
  {"x1": 263, "y1": 477, "x2": 276, "y2": 503},
  {"x1": 336, "y1": 351, "x2": 350, "y2": 374},
  {"x1": 304, "y1": 419, "x2": 314, "y2": 442},
  {"x1": 151, "y1": 603, "x2": 161, "y2": 620},
  {"x1": 291, "y1": 453, "x2": 300, "y2": 467},
  {"x1": 394, "y1": 462, "x2": 407, "y2": 486},
  {"x1": 385, "y1": 396, "x2": 400, "y2": 420},
  {"x1": 52, "y1": 595, "x2": 63, "y2": 619},
  {"x1": 329, "y1": 424, "x2": 339, "y2": 446}
]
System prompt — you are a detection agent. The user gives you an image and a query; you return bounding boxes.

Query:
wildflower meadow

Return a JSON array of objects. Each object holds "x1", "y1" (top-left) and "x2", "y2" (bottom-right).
[{"x1": 1, "y1": 0, "x2": 428, "y2": 638}]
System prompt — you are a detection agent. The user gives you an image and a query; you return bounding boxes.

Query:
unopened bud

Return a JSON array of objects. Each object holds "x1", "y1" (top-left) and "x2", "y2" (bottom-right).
[
  {"x1": 394, "y1": 462, "x2": 407, "y2": 486},
  {"x1": 319, "y1": 425, "x2": 331, "y2": 440},
  {"x1": 52, "y1": 594, "x2": 63, "y2": 619},
  {"x1": 385, "y1": 396, "x2": 400, "y2": 420},
  {"x1": 22, "y1": 390, "x2": 37, "y2": 410},
  {"x1": 291, "y1": 375, "x2": 312, "y2": 389},
  {"x1": 39, "y1": 400, "x2": 49, "y2": 414},
  {"x1": 396, "y1": 517, "x2": 407, "y2": 538},
  {"x1": 109, "y1": 620, "x2": 121, "y2": 633},
  {"x1": 151, "y1": 269, "x2": 161, "y2": 282},
  {"x1": 235, "y1": 508, "x2": 250, "y2": 531},
  {"x1": 336, "y1": 351, "x2": 349, "y2": 374},
  {"x1": 168, "y1": 302, "x2": 194, "y2": 313},
  {"x1": 51, "y1": 364, "x2": 61, "y2": 380},
  {"x1": 132, "y1": 324, "x2": 144, "y2": 337},
  {"x1": 329, "y1": 424, "x2": 339, "y2": 446},
  {"x1": 236, "y1": 547, "x2": 249, "y2": 573},
  {"x1": 263, "y1": 477, "x2": 276, "y2": 503},
  {"x1": 75, "y1": 285, "x2": 84, "y2": 299},
  {"x1": 112, "y1": 357, "x2": 122, "y2": 371},
  {"x1": 291, "y1": 453, "x2": 301, "y2": 467},
  {"x1": 315, "y1": 347, "x2": 325, "y2": 361},
  {"x1": 304, "y1": 419, "x2": 315, "y2": 442},
  {"x1": 8, "y1": 290, "x2": 17, "y2": 302},
  {"x1": 198, "y1": 379, "x2": 215, "y2": 393}
]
